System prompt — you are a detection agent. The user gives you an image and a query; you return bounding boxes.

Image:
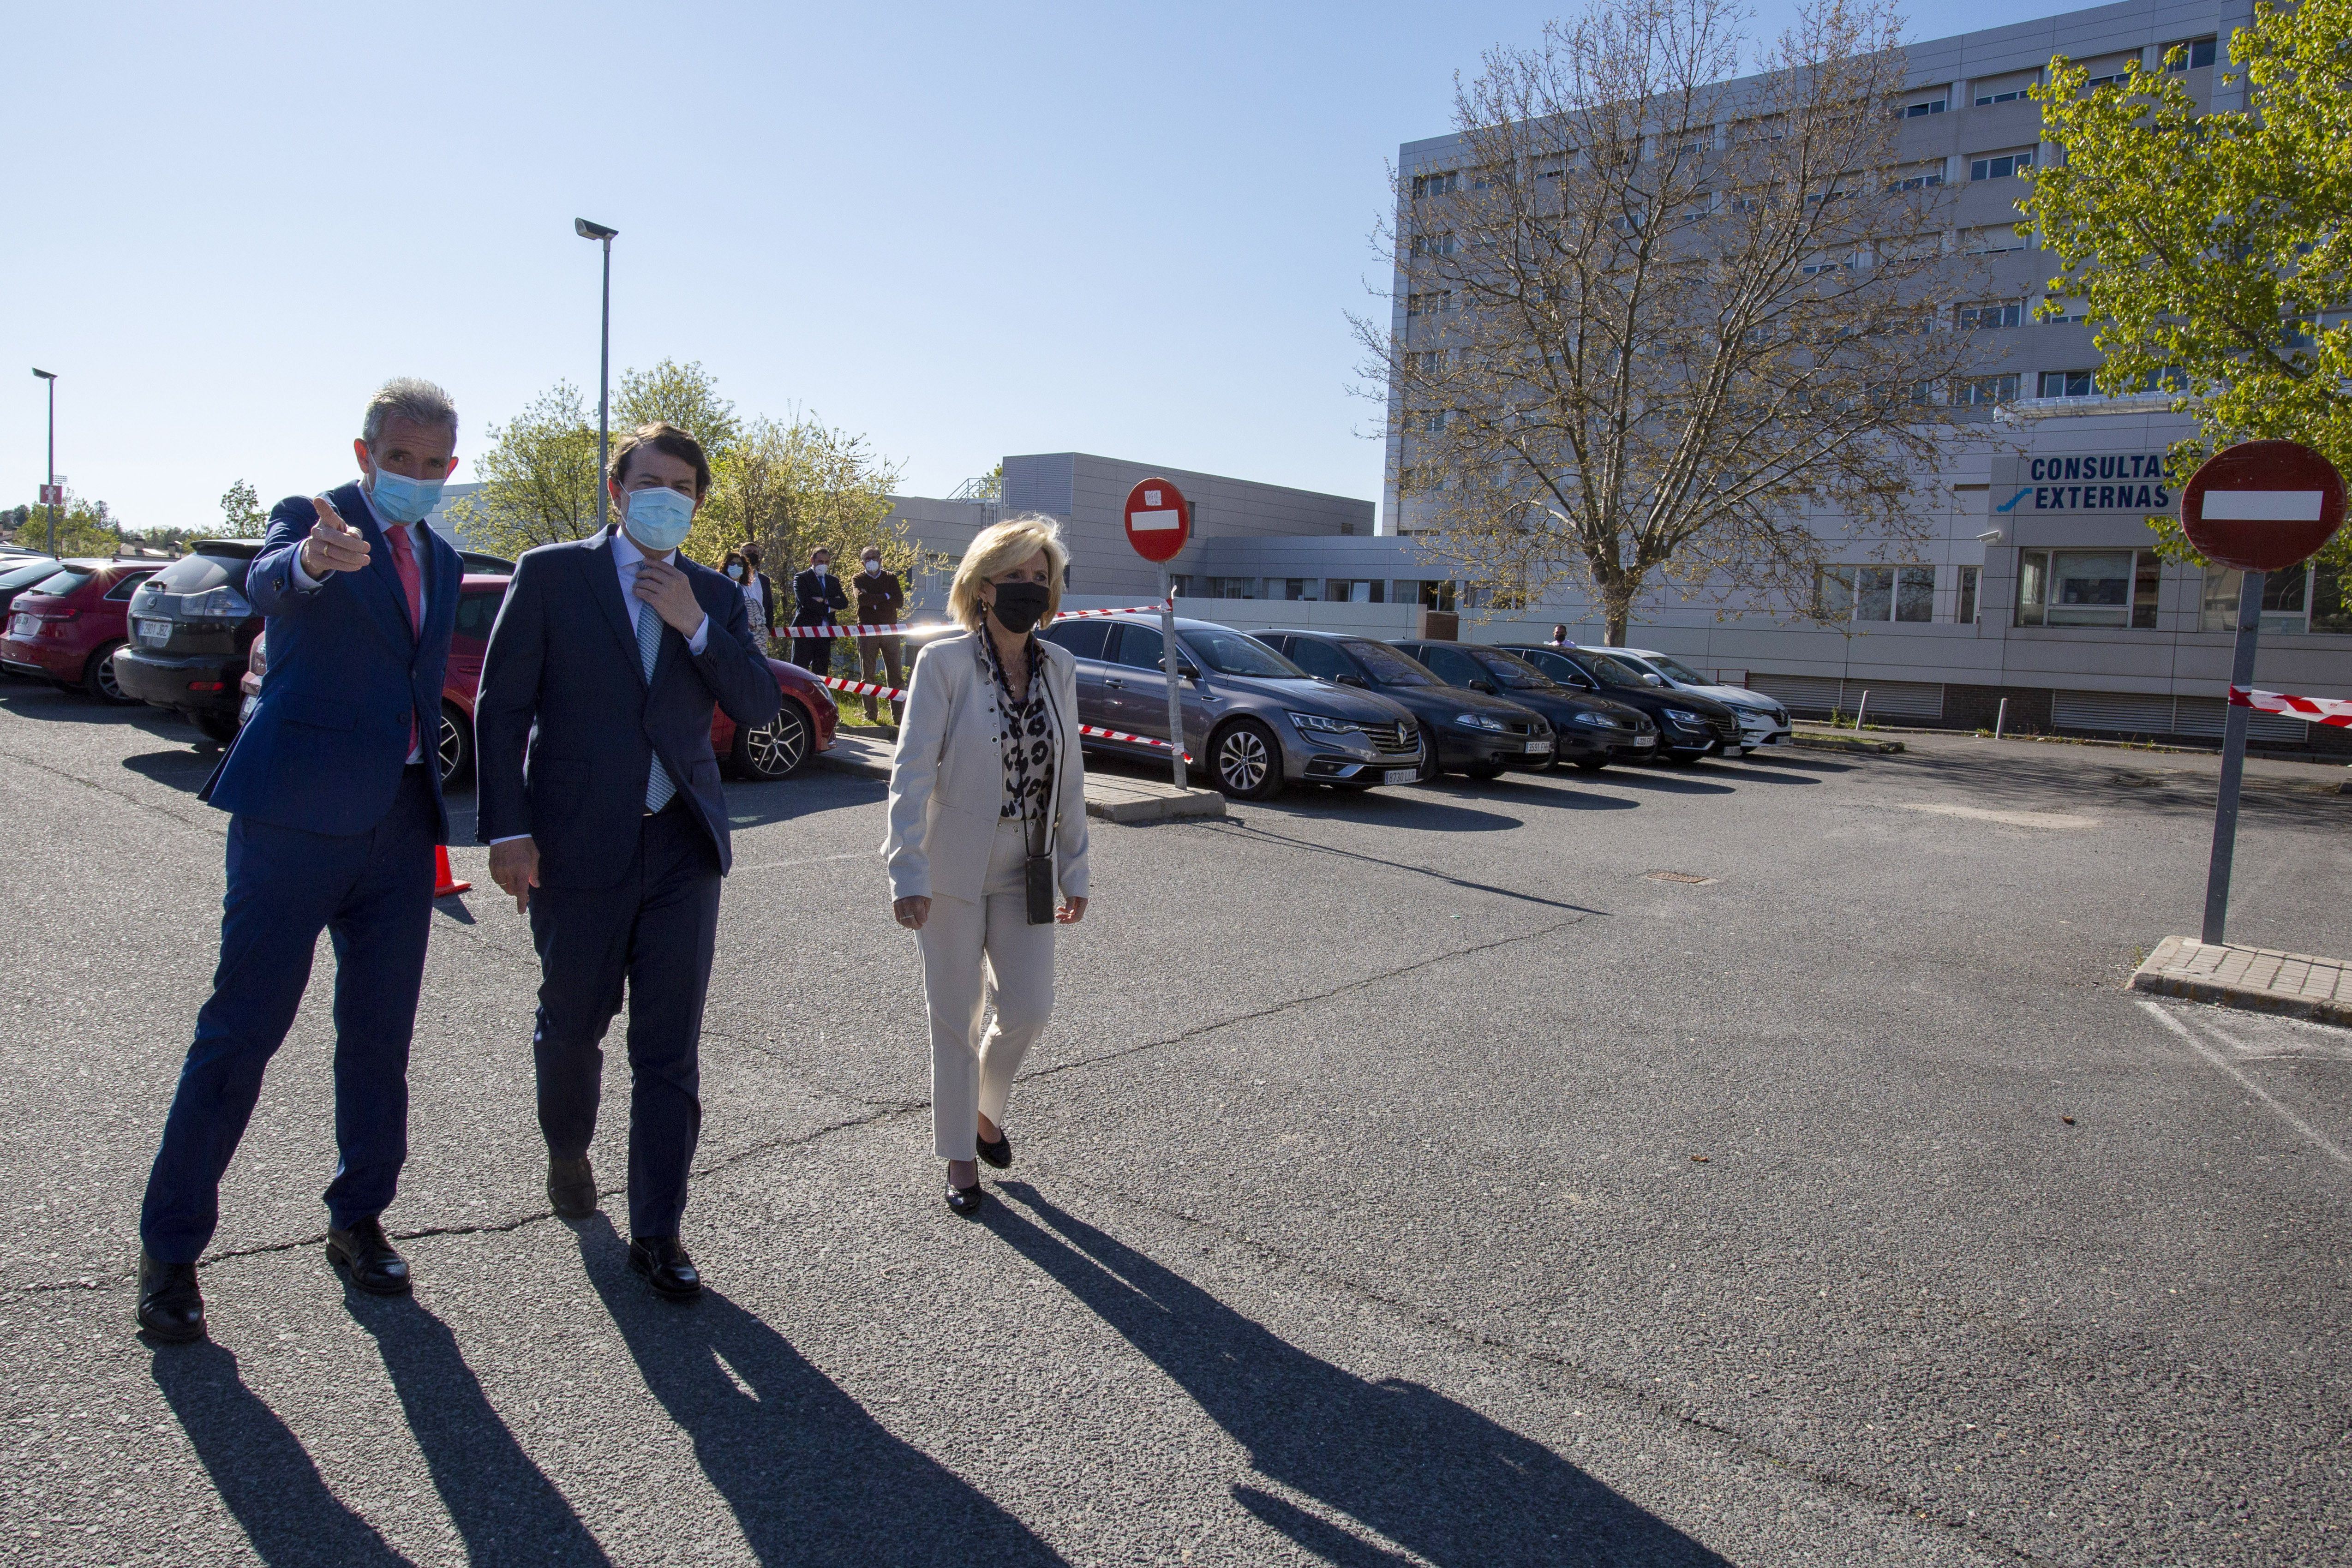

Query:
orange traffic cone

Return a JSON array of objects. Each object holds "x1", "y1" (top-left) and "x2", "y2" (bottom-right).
[{"x1": 434, "y1": 844, "x2": 472, "y2": 898}]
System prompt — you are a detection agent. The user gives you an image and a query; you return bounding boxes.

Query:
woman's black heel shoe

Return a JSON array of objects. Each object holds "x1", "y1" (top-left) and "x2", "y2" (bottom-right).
[
  {"x1": 976, "y1": 1129, "x2": 1012, "y2": 1170},
  {"x1": 945, "y1": 1182, "x2": 986, "y2": 1217}
]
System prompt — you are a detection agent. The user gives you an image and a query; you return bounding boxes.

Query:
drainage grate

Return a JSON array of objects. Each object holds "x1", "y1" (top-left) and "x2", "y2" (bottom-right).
[{"x1": 1644, "y1": 870, "x2": 1718, "y2": 885}]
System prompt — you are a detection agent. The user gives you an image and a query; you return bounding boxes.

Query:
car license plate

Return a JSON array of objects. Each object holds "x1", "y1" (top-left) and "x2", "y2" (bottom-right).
[
  {"x1": 1633, "y1": 735, "x2": 1656, "y2": 748},
  {"x1": 7, "y1": 614, "x2": 31, "y2": 637},
  {"x1": 1381, "y1": 768, "x2": 1415, "y2": 785},
  {"x1": 136, "y1": 618, "x2": 172, "y2": 646},
  {"x1": 1526, "y1": 740, "x2": 1552, "y2": 755}
]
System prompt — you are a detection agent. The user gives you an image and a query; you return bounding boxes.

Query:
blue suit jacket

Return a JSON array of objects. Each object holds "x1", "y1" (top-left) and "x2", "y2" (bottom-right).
[
  {"x1": 472, "y1": 528, "x2": 781, "y2": 889},
  {"x1": 201, "y1": 481, "x2": 461, "y2": 842}
]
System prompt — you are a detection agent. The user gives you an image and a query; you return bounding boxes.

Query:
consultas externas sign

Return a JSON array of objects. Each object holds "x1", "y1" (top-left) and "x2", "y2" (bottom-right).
[{"x1": 1989, "y1": 452, "x2": 2172, "y2": 517}]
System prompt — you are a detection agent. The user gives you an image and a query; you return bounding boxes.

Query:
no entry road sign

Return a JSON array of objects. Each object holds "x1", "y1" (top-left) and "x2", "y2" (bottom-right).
[
  {"x1": 2181, "y1": 440, "x2": 2346, "y2": 573},
  {"x1": 1123, "y1": 478, "x2": 1191, "y2": 564}
]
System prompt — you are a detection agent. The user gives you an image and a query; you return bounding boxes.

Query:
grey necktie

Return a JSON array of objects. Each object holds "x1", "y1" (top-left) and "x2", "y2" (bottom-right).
[{"x1": 635, "y1": 586, "x2": 676, "y2": 813}]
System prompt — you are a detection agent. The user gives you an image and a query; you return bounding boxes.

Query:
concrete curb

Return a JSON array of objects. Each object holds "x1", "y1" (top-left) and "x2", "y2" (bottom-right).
[
  {"x1": 2129, "y1": 934, "x2": 2352, "y2": 1025},
  {"x1": 1791, "y1": 732, "x2": 1906, "y2": 755}
]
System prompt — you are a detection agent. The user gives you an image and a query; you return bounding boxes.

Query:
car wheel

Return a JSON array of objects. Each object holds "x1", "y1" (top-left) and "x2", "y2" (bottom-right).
[
  {"x1": 1209, "y1": 718, "x2": 1282, "y2": 801},
  {"x1": 1414, "y1": 723, "x2": 1442, "y2": 783},
  {"x1": 85, "y1": 642, "x2": 138, "y2": 705},
  {"x1": 1575, "y1": 756, "x2": 1609, "y2": 773},
  {"x1": 732, "y1": 703, "x2": 812, "y2": 781},
  {"x1": 194, "y1": 708, "x2": 240, "y2": 743},
  {"x1": 438, "y1": 702, "x2": 474, "y2": 787}
]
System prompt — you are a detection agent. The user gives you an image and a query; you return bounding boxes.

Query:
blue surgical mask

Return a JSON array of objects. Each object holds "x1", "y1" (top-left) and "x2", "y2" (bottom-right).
[
  {"x1": 366, "y1": 462, "x2": 444, "y2": 525},
  {"x1": 623, "y1": 487, "x2": 695, "y2": 553}
]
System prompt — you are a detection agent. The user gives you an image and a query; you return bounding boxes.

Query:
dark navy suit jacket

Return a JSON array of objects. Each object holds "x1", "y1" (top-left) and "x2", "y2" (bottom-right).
[
  {"x1": 202, "y1": 480, "x2": 461, "y2": 843},
  {"x1": 473, "y1": 528, "x2": 780, "y2": 889}
]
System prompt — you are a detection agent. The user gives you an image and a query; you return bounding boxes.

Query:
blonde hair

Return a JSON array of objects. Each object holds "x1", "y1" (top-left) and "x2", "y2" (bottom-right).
[{"x1": 949, "y1": 512, "x2": 1069, "y2": 633}]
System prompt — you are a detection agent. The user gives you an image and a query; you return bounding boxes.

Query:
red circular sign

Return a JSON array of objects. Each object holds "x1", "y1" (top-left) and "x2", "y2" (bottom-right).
[
  {"x1": 1123, "y1": 477, "x2": 1191, "y2": 564},
  {"x1": 2181, "y1": 440, "x2": 2346, "y2": 572}
]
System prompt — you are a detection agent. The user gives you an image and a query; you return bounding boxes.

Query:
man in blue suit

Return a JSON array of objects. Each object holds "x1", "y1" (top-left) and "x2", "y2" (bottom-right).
[
  {"x1": 476, "y1": 422, "x2": 779, "y2": 1300},
  {"x1": 137, "y1": 378, "x2": 467, "y2": 1341}
]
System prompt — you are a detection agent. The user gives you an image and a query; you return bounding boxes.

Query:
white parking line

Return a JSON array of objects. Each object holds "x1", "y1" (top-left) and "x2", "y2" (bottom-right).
[
  {"x1": 2137, "y1": 999, "x2": 2352, "y2": 1173},
  {"x1": 1894, "y1": 802, "x2": 2099, "y2": 830}
]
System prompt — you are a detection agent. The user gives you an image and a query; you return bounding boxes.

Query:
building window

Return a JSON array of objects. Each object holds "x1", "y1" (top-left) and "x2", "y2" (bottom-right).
[
  {"x1": 2038, "y1": 369, "x2": 2095, "y2": 398},
  {"x1": 1884, "y1": 162, "x2": 1944, "y2": 192},
  {"x1": 1956, "y1": 373, "x2": 2020, "y2": 405},
  {"x1": 1395, "y1": 579, "x2": 1456, "y2": 611},
  {"x1": 1963, "y1": 225, "x2": 2029, "y2": 255},
  {"x1": 1176, "y1": 575, "x2": 1260, "y2": 599},
  {"x1": 1406, "y1": 291, "x2": 1452, "y2": 316},
  {"x1": 2163, "y1": 36, "x2": 2218, "y2": 71},
  {"x1": 1818, "y1": 565, "x2": 1933, "y2": 622},
  {"x1": 1325, "y1": 579, "x2": 1386, "y2": 604},
  {"x1": 1279, "y1": 579, "x2": 1321, "y2": 601},
  {"x1": 1900, "y1": 93, "x2": 1948, "y2": 118},
  {"x1": 1970, "y1": 150, "x2": 2035, "y2": 181},
  {"x1": 2202, "y1": 564, "x2": 2352, "y2": 633},
  {"x1": 1957, "y1": 300, "x2": 2024, "y2": 330},
  {"x1": 1801, "y1": 254, "x2": 1855, "y2": 275},
  {"x1": 1411, "y1": 170, "x2": 1459, "y2": 198},
  {"x1": 2017, "y1": 550, "x2": 2155, "y2": 628},
  {"x1": 1957, "y1": 565, "x2": 1979, "y2": 623},
  {"x1": 1409, "y1": 233, "x2": 1456, "y2": 257},
  {"x1": 1973, "y1": 87, "x2": 2032, "y2": 106}
]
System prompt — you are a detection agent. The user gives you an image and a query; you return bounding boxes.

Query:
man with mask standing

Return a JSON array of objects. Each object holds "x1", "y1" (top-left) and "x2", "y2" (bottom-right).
[
  {"x1": 852, "y1": 544, "x2": 906, "y2": 725},
  {"x1": 135, "y1": 378, "x2": 466, "y2": 1341},
  {"x1": 791, "y1": 546, "x2": 846, "y2": 677},
  {"x1": 476, "y1": 422, "x2": 778, "y2": 1299}
]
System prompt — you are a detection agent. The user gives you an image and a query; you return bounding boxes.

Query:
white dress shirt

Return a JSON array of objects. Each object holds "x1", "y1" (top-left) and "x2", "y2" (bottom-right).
[{"x1": 289, "y1": 481, "x2": 431, "y2": 763}]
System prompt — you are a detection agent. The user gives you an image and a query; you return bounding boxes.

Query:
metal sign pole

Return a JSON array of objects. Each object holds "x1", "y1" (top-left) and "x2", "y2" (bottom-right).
[
  {"x1": 2201, "y1": 568, "x2": 2265, "y2": 944},
  {"x1": 1161, "y1": 567, "x2": 1186, "y2": 790}
]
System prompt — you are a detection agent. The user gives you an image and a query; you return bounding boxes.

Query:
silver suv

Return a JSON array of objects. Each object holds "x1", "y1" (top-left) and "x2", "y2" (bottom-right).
[{"x1": 1041, "y1": 613, "x2": 1425, "y2": 799}]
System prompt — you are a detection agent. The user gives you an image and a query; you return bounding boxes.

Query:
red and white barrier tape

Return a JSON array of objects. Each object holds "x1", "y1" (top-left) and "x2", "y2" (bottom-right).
[
  {"x1": 778, "y1": 599, "x2": 1173, "y2": 639},
  {"x1": 2229, "y1": 684, "x2": 2352, "y2": 728},
  {"x1": 816, "y1": 674, "x2": 1192, "y2": 760}
]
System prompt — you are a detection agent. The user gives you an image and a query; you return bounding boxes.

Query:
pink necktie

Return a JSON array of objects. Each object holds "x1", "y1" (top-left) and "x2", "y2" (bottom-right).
[{"x1": 386, "y1": 526, "x2": 423, "y2": 757}]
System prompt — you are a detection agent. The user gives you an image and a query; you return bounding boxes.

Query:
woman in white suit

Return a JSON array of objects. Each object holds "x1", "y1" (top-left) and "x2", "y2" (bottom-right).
[{"x1": 883, "y1": 514, "x2": 1089, "y2": 1215}]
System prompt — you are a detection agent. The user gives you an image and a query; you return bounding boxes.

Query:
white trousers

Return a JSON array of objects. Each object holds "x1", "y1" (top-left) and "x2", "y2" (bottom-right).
[{"x1": 918, "y1": 819, "x2": 1057, "y2": 1159}]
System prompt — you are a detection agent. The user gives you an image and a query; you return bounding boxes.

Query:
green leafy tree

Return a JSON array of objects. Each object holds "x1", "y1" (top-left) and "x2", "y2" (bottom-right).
[
  {"x1": 219, "y1": 479, "x2": 268, "y2": 539},
  {"x1": 685, "y1": 412, "x2": 905, "y2": 577},
  {"x1": 2027, "y1": 0, "x2": 2352, "y2": 600},
  {"x1": 615, "y1": 359, "x2": 741, "y2": 466},
  {"x1": 441, "y1": 382, "x2": 603, "y2": 558},
  {"x1": 7, "y1": 493, "x2": 120, "y2": 557}
]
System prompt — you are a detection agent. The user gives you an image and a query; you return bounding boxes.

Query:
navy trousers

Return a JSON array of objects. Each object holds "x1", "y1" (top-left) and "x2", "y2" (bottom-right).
[
  {"x1": 141, "y1": 766, "x2": 438, "y2": 1264},
  {"x1": 528, "y1": 805, "x2": 720, "y2": 1240}
]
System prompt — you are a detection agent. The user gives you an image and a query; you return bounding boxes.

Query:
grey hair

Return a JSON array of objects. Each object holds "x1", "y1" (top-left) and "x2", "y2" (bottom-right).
[{"x1": 360, "y1": 377, "x2": 459, "y2": 446}]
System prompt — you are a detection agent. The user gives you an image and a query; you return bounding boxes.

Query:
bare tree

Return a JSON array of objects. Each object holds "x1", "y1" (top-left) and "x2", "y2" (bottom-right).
[{"x1": 1359, "y1": 0, "x2": 1982, "y2": 643}]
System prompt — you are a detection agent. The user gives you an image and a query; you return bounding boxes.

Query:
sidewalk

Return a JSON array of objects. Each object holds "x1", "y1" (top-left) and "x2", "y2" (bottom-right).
[
  {"x1": 2130, "y1": 935, "x2": 2352, "y2": 1025},
  {"x1": 814, "y1": 730, "x2": 1226, "y2": 824}
]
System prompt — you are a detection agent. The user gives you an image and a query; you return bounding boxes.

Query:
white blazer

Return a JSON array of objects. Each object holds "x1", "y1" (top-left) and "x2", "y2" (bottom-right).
[{"x1": 883, "y1": 632, "x2": 1090, "y2": 905}]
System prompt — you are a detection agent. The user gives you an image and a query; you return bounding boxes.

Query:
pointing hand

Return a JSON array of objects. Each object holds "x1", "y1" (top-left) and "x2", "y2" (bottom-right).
[{"x1": 299, "y1": 496, "x2": 372, "y2": 579}]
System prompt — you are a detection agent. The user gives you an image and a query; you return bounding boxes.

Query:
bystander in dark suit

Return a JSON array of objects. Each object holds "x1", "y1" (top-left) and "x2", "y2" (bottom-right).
[
  {"x1": 136, "y1": 378, "x2": 467, "y2": 1342},
  {"x1": 475, "y1": 422, "x2": 779, "y2": 1300},
  {"x1": 852, "y1": 546, "x2": 907, "y2": 724},
  {"x1": 792, "y1": 548, "x2": 847, "y2": 677}
]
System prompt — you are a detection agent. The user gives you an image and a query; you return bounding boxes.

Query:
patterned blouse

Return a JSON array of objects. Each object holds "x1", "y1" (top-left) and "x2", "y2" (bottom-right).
[{"x1": 978, "y1": 633, "x2": 1056, "y2": 827}]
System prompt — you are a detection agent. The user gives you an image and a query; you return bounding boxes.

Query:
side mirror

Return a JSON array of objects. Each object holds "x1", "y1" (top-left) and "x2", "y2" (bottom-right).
[
  {"x1": 1470, "y1": 679, "x2": 1498, "y2": 695},
  {"x1": 1335, "y1": 674, "x2": 1368, "y2": 688},
  {"x1": 1642, "y1": 672, "x2": 1664, "y2": 686},
  {"x1": 1177, "y1": 661, "x2": 1202, "y2": 681}
]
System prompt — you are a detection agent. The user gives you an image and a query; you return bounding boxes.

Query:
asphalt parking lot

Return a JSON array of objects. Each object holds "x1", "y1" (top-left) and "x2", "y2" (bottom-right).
[{"x1": 3, "y1": 679, "x2": 2348, "y2": 1567}]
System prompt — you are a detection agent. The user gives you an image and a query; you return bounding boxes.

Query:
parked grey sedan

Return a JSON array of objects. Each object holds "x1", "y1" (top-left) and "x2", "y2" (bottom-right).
[{"x1": 1041, "y1": 613, "x2": 1425, "y2": 799}]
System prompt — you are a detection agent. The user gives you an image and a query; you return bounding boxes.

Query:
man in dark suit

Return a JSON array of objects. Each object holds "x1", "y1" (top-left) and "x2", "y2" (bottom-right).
[
  {"x1": 791, "y1": 547, "x2": 846, "y2": 676},
  {"x1": 475, "y1": 422, "x2": 779, "y2": 1300},
  {"x1": 136, "y1": 378, "x2": 467, "y2": 1342}
]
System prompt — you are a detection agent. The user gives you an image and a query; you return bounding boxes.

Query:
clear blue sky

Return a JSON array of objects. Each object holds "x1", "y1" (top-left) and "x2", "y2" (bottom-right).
[{"x1": 6, "y1": 0, "x2": 2084, "y2": 533}]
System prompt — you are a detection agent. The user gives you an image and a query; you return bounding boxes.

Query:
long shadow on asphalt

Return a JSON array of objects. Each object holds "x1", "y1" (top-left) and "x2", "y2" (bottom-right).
[
  {"x1": 150, "y1": 1341, "x2": 417, "y2": 1567},
  {"x1": 1202, "y1": 820, "x2": 1607, "y2": 915},
  {"x1": 989, "y1": 1185, "x2": 1728, "y2": 1568},
  {"x1": 344, "y1": 1289, "x2": 612, "y2": 1566},
  {"x1": 574, "y1": 1216, "x2": 1066, "y2": 1565}
]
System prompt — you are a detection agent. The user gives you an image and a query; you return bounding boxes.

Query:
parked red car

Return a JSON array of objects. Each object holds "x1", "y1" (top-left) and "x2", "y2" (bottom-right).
[
  {"x1": 240, "y1": 573, "x2": 837, "y2": 783},
  {"x1": 0, "y1": 559, "x2": 162, "y2": 703}
]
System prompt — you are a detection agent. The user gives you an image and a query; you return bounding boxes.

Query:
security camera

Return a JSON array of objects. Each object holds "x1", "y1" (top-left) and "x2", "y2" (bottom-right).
[{"x1": 1976, "y1": 529, "x2": 2002, "y2": 543}]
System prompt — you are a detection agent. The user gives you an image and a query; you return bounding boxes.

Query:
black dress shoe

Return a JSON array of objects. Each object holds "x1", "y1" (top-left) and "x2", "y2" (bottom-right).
[
  {"x1": 945, "y1": 1182, "x2": 986, "y2": 1217},
  {"x1": 547, "y1": 1155, "x2": 597, "y2": 1219},
  {"x1": 326, "y1": 1217, "x2": 412, "y2": 1296},
  {"x1": 628, "y1": 1235, "x2": 702, "y2": 1299},
  {"x1": 975, "y1": 1129, "x2": 1012, "y2": 1170},
  {"x1": 136, "y1": 1250, "x2": 205, "y2": 1343}
]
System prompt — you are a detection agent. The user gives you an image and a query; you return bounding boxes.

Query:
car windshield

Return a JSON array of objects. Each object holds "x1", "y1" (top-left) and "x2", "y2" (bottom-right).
[
  {"x1": 1182, "y1": 628, "x2": 1305, "y2": 678},
  {"x1": 1342, "y1": 640, "x2": 1436, "y2": 686},
  {"x1": 1, "y1": 561, "x2": 63, "y2": 591},
  {"x1": 20, "y1": 567, "x2": 90, "y2": 598},
  {"x1": 1466, "y1": 647, "x2": 1560, "y2": 690},
  {"x1": 1572, "y1": 651, "x2": 1650, "y2": 689},
  {"x1": 1636, "y1": 652, "x2": 1708, "y2": 684}
]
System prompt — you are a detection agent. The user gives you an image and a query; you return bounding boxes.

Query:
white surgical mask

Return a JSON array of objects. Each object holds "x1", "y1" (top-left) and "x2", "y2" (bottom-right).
[
  {"x1": 622, "y1": 487, "x2": 694, "y2": 553},
  {"x1": 814, "y1": 563, "x2": 831, "y2": 577},
  {"x1": 862, "y1": 557, "x2": 880, "y2": 572},
  {"x1": 726, "y1": 565, "x2": 745, "y2": 580}
]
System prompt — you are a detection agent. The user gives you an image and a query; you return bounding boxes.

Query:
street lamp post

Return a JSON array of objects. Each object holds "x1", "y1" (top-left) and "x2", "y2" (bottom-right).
[
  {"x1": 574, "y1": 219, "x2": 619, "y2": 530},
  {"x1": 31, "y1": 368, "x2": 57, "y2": 557}
]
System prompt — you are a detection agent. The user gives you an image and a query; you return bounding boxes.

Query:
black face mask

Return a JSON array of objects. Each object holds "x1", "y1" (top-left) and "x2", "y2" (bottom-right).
[{"x1": 990, "y1": 581, "x2": 1051, "y2": 634}]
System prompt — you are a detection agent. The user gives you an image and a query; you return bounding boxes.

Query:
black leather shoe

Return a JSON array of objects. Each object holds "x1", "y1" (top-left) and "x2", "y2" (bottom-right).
[
  {"x1": 975, "y1": 1129, "x2": 1012, "y2": 1170},
  {"x1": 628, "y1": 1235, "x2": 702, "y2": 1299},
  {"x1": 547, "y1": 1155, "x2": 597, "y2": 1219},
  {"x1": 945, "y1": 1182, "x2": 986, "y2": 1217},
  {"x1": 136, "y1": 1250, "x2": 205, "y2": 1343},
  {"x1": 326, "y1": 1217, "x2": 412, "y2": 1296}
]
